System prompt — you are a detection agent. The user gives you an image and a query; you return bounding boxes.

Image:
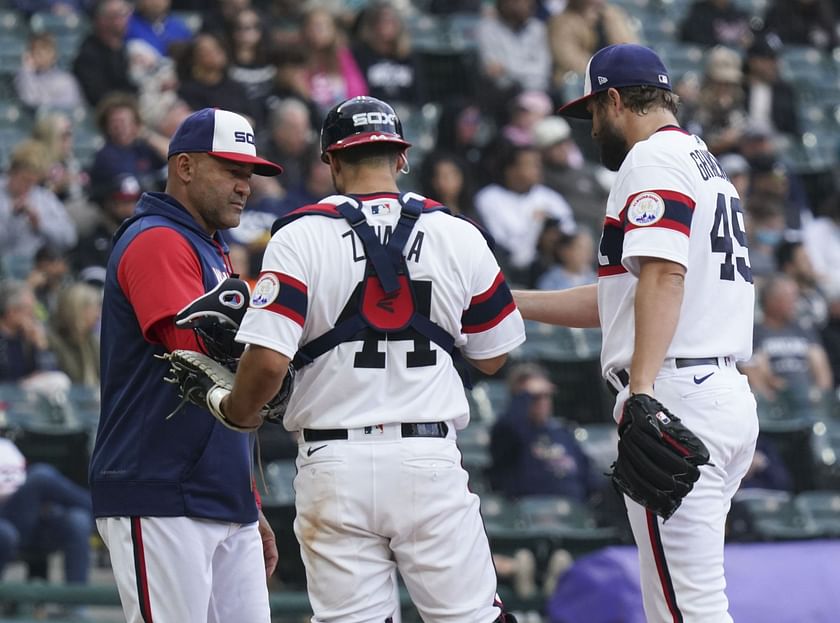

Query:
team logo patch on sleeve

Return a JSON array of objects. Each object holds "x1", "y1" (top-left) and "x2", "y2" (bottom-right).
[
  {"x1": 251, "y1": 273, "x2": 280, "y2": 308},
  {"x1": 627, "y1": 192, "x2": 666, "y2": 226}
]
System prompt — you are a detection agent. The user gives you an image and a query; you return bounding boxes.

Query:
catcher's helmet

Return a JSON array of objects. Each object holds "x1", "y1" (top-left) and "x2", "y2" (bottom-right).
[{"x1": 320, "y1": 96, "x2": 411, "y2": 163}]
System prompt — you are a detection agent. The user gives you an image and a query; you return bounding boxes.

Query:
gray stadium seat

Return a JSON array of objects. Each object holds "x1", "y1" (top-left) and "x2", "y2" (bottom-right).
[
  {"x1": 516, "y1": 495, "x2": 620, "y2": 557},
  {"x1": 808, "y1": 418, "x2": 840, "y2": 489},
  {"x1": 728, "y1": 488, "x2": 818, "y2": 541},
  {"x1": 573, "y1": 422, "x2": 618, "y2": 475},
  {"x1": 14, "y1": 425, "x2": 91, "y2": 487},
  {"x1": 794, "y1": 490, "x2": 840, "y2": 538},
  {"x1": 260, "y1": 459, "x2": 297, "y2": 505},
  {"x1": 469, "y1": 379, "x2": 509, "y2": 423}
]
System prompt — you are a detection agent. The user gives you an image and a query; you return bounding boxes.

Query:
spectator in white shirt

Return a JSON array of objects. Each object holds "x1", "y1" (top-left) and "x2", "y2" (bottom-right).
[
  {"x1": 476, "y1": 0, "x2": 551, "y2": 94},
  {"x1": 475, "y1": 143, "x2": 575, "y2": 283},
  {"x1": 0, "y1": 141, "x2": 77, "y2": 279},
  {"x1": 15, "y1": 32, "x2": 83, "y2": 112}
]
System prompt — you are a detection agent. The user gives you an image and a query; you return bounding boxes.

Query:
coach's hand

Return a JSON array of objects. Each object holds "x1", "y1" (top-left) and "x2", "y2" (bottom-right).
[{"x1": 258, "y1": 510, "x2": 278, "y2": 578}]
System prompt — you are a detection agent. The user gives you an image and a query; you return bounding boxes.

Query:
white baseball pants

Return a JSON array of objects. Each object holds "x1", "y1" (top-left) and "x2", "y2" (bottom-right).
[
  {"x1": 612, "y1": 360, "x2": 758, "y2": 623},
  {"x1": 293, "y1": 423, "x2": 502, "y2": 623},
  {"x1": 97, "y1": 516, "x2": 270, "y2": 623}
]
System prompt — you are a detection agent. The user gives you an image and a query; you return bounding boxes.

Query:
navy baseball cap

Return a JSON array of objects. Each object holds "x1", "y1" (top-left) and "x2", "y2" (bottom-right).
[
  {"x1": 167, "y1": 108, "x2": 283, "y2": 176},
  {"x1": 557, "y1": 44, "x2": 672, "y2": 120}
]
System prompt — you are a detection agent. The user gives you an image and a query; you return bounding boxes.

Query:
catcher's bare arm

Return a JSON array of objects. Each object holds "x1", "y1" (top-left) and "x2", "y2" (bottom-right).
[
  {"x1": 629, "y1": 258, "x2": 685, "y2": 396},
  {"x1": 222, "y1": 345, "x2": 291, "y2": 429},
  {"x1": 512, "y1": 284, "x2": 599, "y2": 328}
]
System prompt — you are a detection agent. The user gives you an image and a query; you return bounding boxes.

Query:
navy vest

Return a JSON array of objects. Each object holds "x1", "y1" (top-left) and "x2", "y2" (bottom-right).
[{"x1": 90, "y1": 193, "x2": 257, "y2": 523}]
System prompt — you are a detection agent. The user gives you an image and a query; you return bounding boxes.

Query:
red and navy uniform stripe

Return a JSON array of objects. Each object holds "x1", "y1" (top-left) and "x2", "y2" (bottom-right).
[
  {"x1": 131, "y1": 517, "x2": 154, "y2": 623},
  {"x1": 647, "y1": 510, "x2": 683, "y2": 622},
  {"x1": 597, "y1": 216, "x2": 627, "y2": 277},
  {"x1": 623, "y1": 190, "x2": 695, "y2": 237},
  {"x1": 259, "y1": 272, "x2": 308, "y2": 327},
  {"x1": 462, "y1": 271, "x2": 516, "y2": 333}
]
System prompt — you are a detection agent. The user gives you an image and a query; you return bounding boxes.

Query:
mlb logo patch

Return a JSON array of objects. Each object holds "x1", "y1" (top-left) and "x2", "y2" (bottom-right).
[{"x1": 655, "y1": 410, "x2": 671, "y2": 425}]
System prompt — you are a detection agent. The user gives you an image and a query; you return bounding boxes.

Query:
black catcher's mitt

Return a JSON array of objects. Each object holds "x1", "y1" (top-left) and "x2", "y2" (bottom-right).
[
  {"x1": 609, "y1": 393, "x2": 711, "y2": 520},
  {"x1": 161, "y1": 350, "x2": 294, "y2": 431}
]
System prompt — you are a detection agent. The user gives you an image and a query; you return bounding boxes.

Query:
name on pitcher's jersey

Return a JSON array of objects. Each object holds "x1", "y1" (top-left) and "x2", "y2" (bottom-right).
[
  {"x1": 597, "y1": 127, "x2": 755, "y2": 376},
  {"x1": 236, "y1": 192, "x2": 526, "y2": 431}
]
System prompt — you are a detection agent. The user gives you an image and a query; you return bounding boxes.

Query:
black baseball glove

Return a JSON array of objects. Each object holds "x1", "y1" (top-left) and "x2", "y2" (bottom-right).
[
  {"x1": 161, "y1": 350, "x2": 294, "y2": 431},
  {"x1": 609, "y1": 393, "x2": 711, "y2": 520}
]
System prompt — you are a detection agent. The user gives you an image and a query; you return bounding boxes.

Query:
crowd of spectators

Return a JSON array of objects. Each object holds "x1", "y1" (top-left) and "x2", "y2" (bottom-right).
[{"x1": 1, "y1": 0, "x2": 840, "y2": 613}]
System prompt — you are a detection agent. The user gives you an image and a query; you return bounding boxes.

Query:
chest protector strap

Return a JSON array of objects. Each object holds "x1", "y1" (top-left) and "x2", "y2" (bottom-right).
[{"x1": 292, "y1": 194, "x2": 456, "y2": 369}]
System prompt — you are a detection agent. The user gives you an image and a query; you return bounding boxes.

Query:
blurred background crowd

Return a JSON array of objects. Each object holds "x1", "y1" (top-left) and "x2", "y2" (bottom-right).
[{"x1": 1, "y1": 0, "x2": 840, "y2": 620}]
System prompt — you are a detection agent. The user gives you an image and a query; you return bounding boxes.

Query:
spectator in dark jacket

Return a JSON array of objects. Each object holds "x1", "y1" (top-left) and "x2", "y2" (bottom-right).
[
  {"x1": 489, "y1": 363, "x2": 597, "y2": 501},
  {"x1": 0, "y1": 280, "x2": 58, "y2": 383},
  {"x1": 740, "y1": 436, "x2": 794, "y2": 491},
  {"x1": 72, "y1": 0, "x2": 137, "y2": 107},
  {"x1": 177, "y1": 32, "x2": 255, "y2": 120},
  {"x1": 679, "y1": 0, "x2": 751, "y2": 48},
  {"x1": 88, "y1": 93, "x2": 167, "y2": 198},
  {"x1": 71, "y1": 173, "x2": 141, "y2": 279},
  {"x1": 351, "y1": 2, "x2": 422, "y2": 106},
  {"x1": 0, "y1": 437, "x2": 93, "y2": 585},
  {"x1": 763, "y1": 0, "x2": 838, "y2": 51}
]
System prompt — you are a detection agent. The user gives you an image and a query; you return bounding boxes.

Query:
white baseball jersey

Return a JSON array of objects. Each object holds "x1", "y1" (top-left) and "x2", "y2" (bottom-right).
[
  {"x1": 236, "y1": 191, "x2": 525, "y2": 431},
  {"x1": 597, "y1": 127, "x2": 755, "y2": 376}
]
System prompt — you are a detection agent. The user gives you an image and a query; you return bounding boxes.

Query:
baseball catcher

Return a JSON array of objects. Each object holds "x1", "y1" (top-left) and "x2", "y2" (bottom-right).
[{"x1": 609, "y1": 393, "x2": 711, "y2": 520}]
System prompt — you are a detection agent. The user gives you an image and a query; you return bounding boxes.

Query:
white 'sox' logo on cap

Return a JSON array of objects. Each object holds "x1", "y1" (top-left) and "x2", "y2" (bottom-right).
[
  {"x1": 212, "y1": 109, "x2": 258, "y2": 156},
  {"x1": 352, "y1": 112, "x2": 397, "y2": 127}
]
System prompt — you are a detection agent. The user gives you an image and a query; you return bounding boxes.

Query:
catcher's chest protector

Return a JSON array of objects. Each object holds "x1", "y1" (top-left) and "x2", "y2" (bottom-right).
[
  {"x1": 272, "y1": 193, "x2": 456, "y2": 369},
  {"x1": 359, "y1": 269, "x2": 415, "y2": 332}
]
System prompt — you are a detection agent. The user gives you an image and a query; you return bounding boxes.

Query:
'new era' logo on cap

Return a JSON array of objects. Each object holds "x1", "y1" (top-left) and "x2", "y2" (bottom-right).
[
  {"x1": 597, "y1": 76, "x2": 608, "y2": 85},
  {"x1": 659, "y1": 74, "x2": 669, "y2": 84}
]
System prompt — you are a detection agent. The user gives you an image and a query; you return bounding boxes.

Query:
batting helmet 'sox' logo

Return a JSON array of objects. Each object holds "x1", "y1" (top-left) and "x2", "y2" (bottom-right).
[
  {"x1": 234, "y1": 131, "x2": 255, "y2": 145},
  {"x1": 352, "y1": 112, "x2": 397, "y2": 127}
]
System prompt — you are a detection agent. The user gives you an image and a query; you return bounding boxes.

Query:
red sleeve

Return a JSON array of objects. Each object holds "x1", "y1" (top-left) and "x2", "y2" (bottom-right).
[
  {"x1": 149, "y1": 319, "x2": 204, "y2": 352},
  {"x1": 117, "y1": 227, "x2": 207, "y2": 345}
]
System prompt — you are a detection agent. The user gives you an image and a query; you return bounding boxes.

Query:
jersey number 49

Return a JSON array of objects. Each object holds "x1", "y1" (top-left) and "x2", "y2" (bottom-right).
[{"x1": 710, "y1": 194, "x2": 753, "y2": 283}]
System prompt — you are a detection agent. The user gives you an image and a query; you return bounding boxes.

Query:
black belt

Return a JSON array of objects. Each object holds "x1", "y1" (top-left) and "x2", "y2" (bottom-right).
[
  {"x1": 303, "y1": 422, "x2": 449, "y2": 442},
  {"x1": 675, "y1": 357, "x2": 726, "y2": 369},
  {"x1": 607, "y1": 357, "x2": 731, "y2": 396}
]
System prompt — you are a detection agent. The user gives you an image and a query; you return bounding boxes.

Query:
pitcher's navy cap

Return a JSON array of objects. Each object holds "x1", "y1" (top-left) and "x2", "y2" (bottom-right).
[
  {"x1": 167, "y1": 108, "x2": 283, "y2": 176},
  {"x1": 557, "y1": 44, "x2": 672, "y2": 119}
]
